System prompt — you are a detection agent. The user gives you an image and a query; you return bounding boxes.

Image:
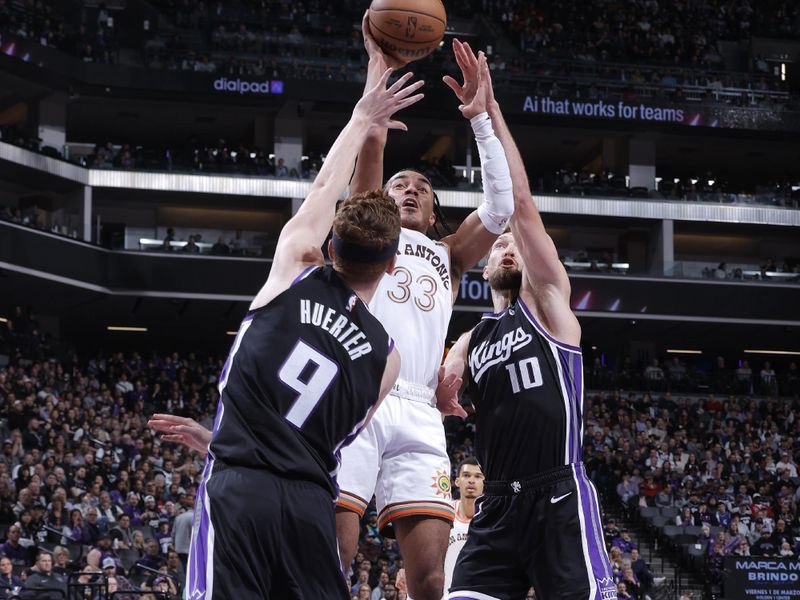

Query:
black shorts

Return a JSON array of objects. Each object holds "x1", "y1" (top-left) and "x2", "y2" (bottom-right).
[
  {"x1": 186, "y1": 461, "x2": 349, "y2": 600},
  {"x1": 448, "y1": 464, "x2": 618, "y2": 600}
]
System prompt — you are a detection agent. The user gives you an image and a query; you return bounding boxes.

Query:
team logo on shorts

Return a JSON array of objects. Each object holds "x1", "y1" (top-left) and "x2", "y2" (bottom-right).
[
  {"x1": 431, "y1": 470, "x2": 452, "y2": 498},
  {"x1": 597, "y1": 578, "x2": 617, "y2": 600}
]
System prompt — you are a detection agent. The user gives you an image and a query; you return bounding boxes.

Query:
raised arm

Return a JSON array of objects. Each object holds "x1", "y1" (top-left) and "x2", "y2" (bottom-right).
[
  {"x1": 249, "y1": 69, "x2": 424, "y2": 310},
  {"x1": 441, "y1": 42, "x2": 514, "y2": 286},
  {"x1": 350, "y1": 12, "x2": 406, "y2": 194},
  {"x1": 479, "y1": 58, "x2": 579, "y2": 345}
]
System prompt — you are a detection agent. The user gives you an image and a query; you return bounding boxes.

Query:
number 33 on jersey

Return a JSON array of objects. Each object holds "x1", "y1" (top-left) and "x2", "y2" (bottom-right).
[{"x1": 370, "y1": 228, "x2": 454, "y2": 391}]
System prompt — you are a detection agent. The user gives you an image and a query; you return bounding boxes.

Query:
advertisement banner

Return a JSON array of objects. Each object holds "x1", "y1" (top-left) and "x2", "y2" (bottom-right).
[
  {"x1": 724, "y1": 557, "x2": 800, "y2": 600},
  {"x1": 508, "y1": 93, "x2": 800, "y2": 131}
]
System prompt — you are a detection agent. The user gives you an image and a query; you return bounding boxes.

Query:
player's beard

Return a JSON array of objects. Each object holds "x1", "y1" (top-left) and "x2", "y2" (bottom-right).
[{"x1": 488, "y1": 267, "x2": 522, "y2": 294}]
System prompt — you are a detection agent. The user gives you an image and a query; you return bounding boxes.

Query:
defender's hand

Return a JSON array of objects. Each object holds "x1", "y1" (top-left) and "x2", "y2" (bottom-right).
[
  {"x1": 436, "y1": 365, "x2": 467, "y2": 418},
  {"x1": 149, "y1": 414, "x2": 212, "y2": 455},
  {"x1": 354, "y1": 69, "x2": 425, "y2": 131}
]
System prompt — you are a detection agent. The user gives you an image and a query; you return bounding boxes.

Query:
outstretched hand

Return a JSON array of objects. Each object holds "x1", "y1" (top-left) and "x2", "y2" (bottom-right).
[
  {"x1": 435, "y1": 365, "x2": 467, "y2": 418},
  {"x1": 354, "y1": 68, "x2": 425, "y2": 131},
  {"x1": 148, "y1": 414, "x2": 212, "y2": 455},
  {"x1": 444, "y1": 40, "x2": 498, "y2": 116},
  {"x1": 443, "y1": 39, "x2": 480, "y2": 105}
]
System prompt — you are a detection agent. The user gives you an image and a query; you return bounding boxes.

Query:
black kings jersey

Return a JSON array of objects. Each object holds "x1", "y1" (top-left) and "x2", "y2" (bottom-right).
[
  {"x1": 466, "y1": 297, "x2": 583, "y2": 481},
  {"x1": 209, "y1": 265, "x2": 391, "y2": 496}
]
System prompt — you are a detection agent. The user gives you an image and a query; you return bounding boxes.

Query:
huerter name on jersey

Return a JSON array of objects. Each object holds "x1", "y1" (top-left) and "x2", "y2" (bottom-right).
[
  {"x1": 469, "y1": 326, "x2": 533, "y2": 382},
  {"x1": 399, "y1": 242, "x2": 450, "y2": 290},
  {"x1": 299, "y1": 299, "x2": 373, "y2": 360}
]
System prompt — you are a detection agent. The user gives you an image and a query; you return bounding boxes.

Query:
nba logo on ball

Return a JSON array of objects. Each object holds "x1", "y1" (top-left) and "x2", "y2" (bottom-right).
[{"x1": 368, "y1": 0, "x2": 447, "y2": 64}]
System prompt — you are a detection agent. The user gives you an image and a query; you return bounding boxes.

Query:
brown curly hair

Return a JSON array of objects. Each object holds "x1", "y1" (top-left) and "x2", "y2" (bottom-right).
[{"x1": 332, "y1": 189, "x2": 401, "y2": 284}]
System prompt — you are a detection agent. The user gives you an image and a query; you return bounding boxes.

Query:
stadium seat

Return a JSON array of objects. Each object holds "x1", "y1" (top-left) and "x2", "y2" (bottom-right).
[
  {"x1": 650, "y1": 515, "x2": 670, "y2": 530},
  {"x1": 640, "y1": 506, "x2": 659, "y2": 522},
  {"x1": 67, "y1": 543, "x2": 84, "y2": 563},
  {"x1": 118, "y1": 549, "x2": 141, "y2": 574},
  {"x1": 660, "y1": 506, "x2": 680, "y2": 519},
  {"x1": 684, "y1": 525, "x2": 704, "y2": 537},
  {"x1": 133, "y1": 525, "x2": 154, "y2": 540}
]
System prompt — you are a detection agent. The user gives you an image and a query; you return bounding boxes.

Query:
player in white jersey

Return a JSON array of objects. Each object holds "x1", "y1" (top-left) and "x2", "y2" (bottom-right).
[
  {"x1": 444, "y1": 458, "x2": 485, "y2": 598},
  {"x1": 150, "y1": 25, "x2": 513, "y2": 600},
  {"x1": 332, "y1": 20, "x2": 514, "y2": 600}
]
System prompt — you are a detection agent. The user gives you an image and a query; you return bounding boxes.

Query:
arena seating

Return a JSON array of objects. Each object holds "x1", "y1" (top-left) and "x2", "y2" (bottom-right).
[{"x1": 0, "y1": 312, "x2": 798, "y2": 598}]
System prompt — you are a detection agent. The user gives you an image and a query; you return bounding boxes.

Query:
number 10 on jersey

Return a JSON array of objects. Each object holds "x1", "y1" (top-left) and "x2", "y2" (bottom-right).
[{"x1": 505, "y1": 357, "x2": 544, "y2": 393}]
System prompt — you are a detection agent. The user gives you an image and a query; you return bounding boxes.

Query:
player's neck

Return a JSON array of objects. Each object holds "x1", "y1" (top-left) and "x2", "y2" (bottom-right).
[
  {"x1": 458, "y1": 497, "x2": 477, "y2": 520},
  {"x1": 346, "y1": 279, "x2": 380, "y2": 306},
  {"x1": 490, "y1": 288, "x2": 517, "y2": 312}
]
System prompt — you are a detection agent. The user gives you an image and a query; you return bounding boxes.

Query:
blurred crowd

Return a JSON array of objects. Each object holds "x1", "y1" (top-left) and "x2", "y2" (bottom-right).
[
  {"x1": 584, "y1": 384, "x2": 800, "y2": 587},
  {"x1": 492, "y1": 0, "x2": 799, "y2": 65},
  {"x1": 0, "y1": 0, "x2": 796, "y2": 98},
  {"x1": 0, "y1": 308, "x2": 798, "y2": 597}
]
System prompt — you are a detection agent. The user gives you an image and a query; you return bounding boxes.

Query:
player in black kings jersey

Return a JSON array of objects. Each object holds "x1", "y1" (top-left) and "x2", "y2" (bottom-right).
[
  {"x1": 437, "y1": 55, "x2": 617, "y2": 600},
  {"x1": 174, "y1": 69, "x2": 423, "y2": 600}
]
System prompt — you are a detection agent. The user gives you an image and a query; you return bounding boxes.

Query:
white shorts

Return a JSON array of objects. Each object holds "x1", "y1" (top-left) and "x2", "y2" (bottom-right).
[{"x1": 336, "y1": 380, "x2": 454, "y2": 532}]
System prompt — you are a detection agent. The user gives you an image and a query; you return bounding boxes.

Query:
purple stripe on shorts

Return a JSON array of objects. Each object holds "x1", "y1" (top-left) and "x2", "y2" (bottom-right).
[
  {"x1": 575, "y1": 465, "x2": 614, "y2": 581},
  {"x1": 186, "y1": 459, "x2": 213, "y2": 598}
]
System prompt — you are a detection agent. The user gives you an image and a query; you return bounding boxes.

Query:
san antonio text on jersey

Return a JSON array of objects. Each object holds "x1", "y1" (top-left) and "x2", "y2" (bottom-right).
[
  {"x1": 209, "y1": 265, "x2": 392, "y2": 496},
  {"x1": 466, "y1": 297, "x2": 583, "y2": 480}
]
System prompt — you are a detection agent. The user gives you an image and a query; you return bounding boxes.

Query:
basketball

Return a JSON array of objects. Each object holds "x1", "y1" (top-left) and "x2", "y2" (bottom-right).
[{"x1": 368, "y1": 0, "x2": 447, "y2": 65}]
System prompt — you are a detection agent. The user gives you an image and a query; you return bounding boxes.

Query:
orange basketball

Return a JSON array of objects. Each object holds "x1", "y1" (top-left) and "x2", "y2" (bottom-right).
[{"x1": 368, "y1": 0, "x2": 447, "y2": 65}]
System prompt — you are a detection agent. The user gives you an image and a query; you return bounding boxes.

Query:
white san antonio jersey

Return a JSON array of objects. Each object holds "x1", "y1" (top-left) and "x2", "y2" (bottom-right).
[
  {"x1": 370, "y1": 227, "x2": 453, "y2": 391},
  {"x1": 444, "y1": 500, "x2": 471, "y2": 597}
]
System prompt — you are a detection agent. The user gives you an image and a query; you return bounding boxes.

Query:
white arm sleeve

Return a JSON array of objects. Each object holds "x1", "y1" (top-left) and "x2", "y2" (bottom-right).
[{"x1": 471, "y1": 112, "x2": 514, "y2": 235}]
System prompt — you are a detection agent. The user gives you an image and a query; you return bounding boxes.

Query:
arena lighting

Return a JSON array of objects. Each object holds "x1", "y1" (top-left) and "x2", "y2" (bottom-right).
[
  {"x1": 673, "y1": 178, "x2": 680, "y2": 184},
  {"x1": 106, "y1": 326, "x2": 148, "y2": 332},
  {"x1": 667, "y1": 349, "x2": 703, "y2": 355},
  {"x1": 226, "y1": 331, "x2": 238, "y2": 336},
  {"x1": 744, "y1": 349, "x2": 800, "y2": 356},
  {"x1": 0, "y1": 317, "x2": 7, "y2": 323},
  {"x1": 690, "y1": 178, "x2": 698, "y2": 185},
  {"x1": 708, "y1": 179, "x2": 715, "y2": 186},
  {"x1": 781, "y1": 63, "x2": 786, "y2": 82}
]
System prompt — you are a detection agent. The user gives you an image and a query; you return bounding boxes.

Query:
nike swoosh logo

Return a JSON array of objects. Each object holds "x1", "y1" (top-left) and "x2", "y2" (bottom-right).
[{"x1": 550, "y1": 492, "x2": 572, "y2": 504}]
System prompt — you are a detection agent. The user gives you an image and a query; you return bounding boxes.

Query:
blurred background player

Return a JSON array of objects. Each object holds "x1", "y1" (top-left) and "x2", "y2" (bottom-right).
[
  {"x1": 182, "y1": 68, "x2": 422, "y2": 599},
  {"x1": 443, "y1": 458, "x2": 484, "y2": 599},
  {"x1": 439, "y1": 50, "x2": 616, "y2": 600}
]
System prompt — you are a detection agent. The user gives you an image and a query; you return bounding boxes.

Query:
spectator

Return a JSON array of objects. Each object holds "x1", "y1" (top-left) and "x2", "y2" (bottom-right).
[
  {"x1": 370, "y1": 571, "x2": 390, "y2": 600},
  {"x1": 0, "y1": 557, "x2": 21, "y2": 597},
  {"x1": 210, "y1": 236, "x2": 230, "y2": 255},
  {"x1": 751, "y1": 529, "x2": 778, "y2": 556},
  {"x1": 1, "y1": 525, "x2": 32, "y2": 567},
  {"x1": 676, "y1": 506, "x2": 694, "y2": 526},
  {"x1": 162, "y1": 228, "x2": 176, "y2": 251},
  {"x1": 51, "y1": 546, "x2": 70, "y2": 577},
  {"x1": 612, "y1": 529, "x2": 637, "y2": 554},
  {"x1": 23, "y1": 552, "x2": 67, "y2": 600},
  {"x1": 616, "y1": 473, "x2": 638, "y2": 507},
  {"x1": 275, "y1": 158, "x2": 289, "y2": 177},
  {"x1": 181, "y1": 235, "x2": 200, "y2": 253},
  {"x1": 352, "y1": 570, "x2": 370, "y2": 595},
  {"x1": 110, "y1": 513, "x2": 134, "y2": 549},
  {"x1": 617, "y1": 581, "x2": 633, "y2": 600}
]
